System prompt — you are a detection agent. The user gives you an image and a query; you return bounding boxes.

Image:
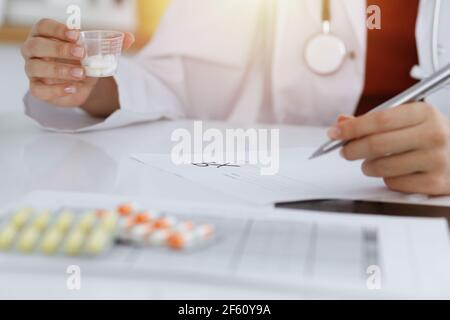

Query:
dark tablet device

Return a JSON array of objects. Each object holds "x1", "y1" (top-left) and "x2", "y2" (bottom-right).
[{"x1": 275, "y1": 199, "x2": 450, "y2": 219}]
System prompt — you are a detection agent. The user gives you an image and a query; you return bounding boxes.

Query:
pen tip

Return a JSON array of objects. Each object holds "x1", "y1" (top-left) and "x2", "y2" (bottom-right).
[{"x1": 308, "y1": 152, "x2": 320, "y2": 160}]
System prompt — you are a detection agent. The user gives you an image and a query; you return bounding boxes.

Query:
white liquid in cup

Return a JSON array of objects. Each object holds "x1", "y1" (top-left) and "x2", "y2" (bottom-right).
[
  {"x1": 82, "y1": 54, "x2": 118, "y2": 77},
  {"x1": 79, "y1": 31, "x2": 124, "y2": 78}
]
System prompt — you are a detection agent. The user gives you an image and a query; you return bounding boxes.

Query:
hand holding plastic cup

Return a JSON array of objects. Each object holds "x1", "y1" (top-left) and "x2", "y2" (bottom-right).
[{"x1": 79, "y1": 30, "x2": 124, "y2": 78}]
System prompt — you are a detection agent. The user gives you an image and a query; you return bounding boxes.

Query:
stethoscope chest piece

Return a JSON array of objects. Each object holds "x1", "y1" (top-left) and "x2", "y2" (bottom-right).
[
  {"x1": 304, "y1": 29, "x2": 347, "y2": 75},
  {"x1": 304, "y1": 0, "x2": 348, "y2": 76}
]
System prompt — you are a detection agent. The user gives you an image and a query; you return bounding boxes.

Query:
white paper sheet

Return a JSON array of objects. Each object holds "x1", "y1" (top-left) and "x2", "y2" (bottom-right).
[
  {"x1": 1, "y1": 191, "x2": 449, "y2": 299},
  {"x1": 131, "y1": 148, "x2": 414, "y2": 205}
]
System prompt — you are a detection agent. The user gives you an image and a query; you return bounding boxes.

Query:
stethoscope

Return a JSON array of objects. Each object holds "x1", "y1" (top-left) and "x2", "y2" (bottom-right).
[
  {"x1": 306, "y1": 0, "x2": 445, "y2": 77},
  {"x1": 304, "y1": 0, "x2": 348, "y2": 75}
]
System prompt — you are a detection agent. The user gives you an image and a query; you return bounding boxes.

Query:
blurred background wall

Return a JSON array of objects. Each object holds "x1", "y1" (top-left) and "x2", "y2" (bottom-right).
[{"x1": 0, "y1": 0, "x2": 170, "y2": 114}]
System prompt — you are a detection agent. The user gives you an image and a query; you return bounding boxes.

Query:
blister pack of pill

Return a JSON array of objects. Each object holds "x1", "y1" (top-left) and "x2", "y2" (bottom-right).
[
  {"x1": 0, "y1": 203, "x2": 215, "y2": 258},
  {"x1": 116, "y1": 203, "x2": 215, "y2": 250},
  {"x1": 0, "y1": 208, "x2": 119, "y2": 257}
]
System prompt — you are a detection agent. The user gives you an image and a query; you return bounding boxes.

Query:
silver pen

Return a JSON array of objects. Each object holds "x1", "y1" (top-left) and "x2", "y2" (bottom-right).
[{"x1": 309, "y1": 63, "x2": 450, "y2": 160}]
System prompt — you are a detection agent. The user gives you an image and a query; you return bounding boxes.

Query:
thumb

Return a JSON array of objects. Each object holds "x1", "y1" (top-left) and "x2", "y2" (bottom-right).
[{"x1": 123, "y1": 32, "x2": 135, "y2": 51}]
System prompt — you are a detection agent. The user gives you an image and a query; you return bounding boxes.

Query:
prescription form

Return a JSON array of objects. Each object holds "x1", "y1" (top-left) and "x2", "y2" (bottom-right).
[
  {"x1": 130, "y1": 148, "x2": 414, "y2": 206},
  {"x1": 130, "y1": 147, "x2": 450, "y2": 211},
  {"x1": 0, "y1": 191, "x2": 449, "y2": 299}
]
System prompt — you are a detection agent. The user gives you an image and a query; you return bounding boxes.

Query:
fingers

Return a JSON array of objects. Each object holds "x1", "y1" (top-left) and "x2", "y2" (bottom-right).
[
  {"x1": 328, "y1": 115, "x2": 355, "y2": 137},
  {"x1": 25, "y1": 59, "x2": 85, "y2": 81},
  {"x1": 328, "y1": 103, "x2": 429, "y2": 141},
  {"x1": 384, "y1": 172, "x2": 450, "y2": 196},
  {"x1": 22, "y1": 37, "x2": 85, "y2": 60},
  {"x1": 340, "y1": 109, "x2": 450, "y2": 161},
  {"x1": 362, "y1": 149, "x2": 445, "y2": 178},
  {"x1": 341, "y1": 125, "x2": 427, "y2": 161},
  {"x1": 31, "y1": 18, "x2": 79, "y2": 42},
  {"x1": 328, "y1": 105, "x2": 450, "y2": 196},
  {"x1": 123, "y1": 32, "x2": 136, "y2": 51},
  {"x1": 337, "y1": 114, "x2": 355, "y2": 124},
  {"x1": 41, "y1": 78, "x2": 69, "y2": 85},
  {"x1": 30, "y1": 79, "x2": 78, "y2": 101}
]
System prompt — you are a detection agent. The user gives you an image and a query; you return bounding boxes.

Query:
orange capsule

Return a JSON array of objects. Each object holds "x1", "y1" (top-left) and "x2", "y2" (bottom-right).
[
  {"x1": 134, "y1": 211, "x2": 151, "y2": 224},
  {"x1": 154, "y1": 216, "x2": 177, "y2": 229},
  {"x1": 167, "y1": 233, "x2": 185, "y2": 250},
  {"x1": 117, "y1": 203, "x2": 134, "y2": 217},
  {"x1": 167, "y1": 232, "x2": 196, "y2": 250}
]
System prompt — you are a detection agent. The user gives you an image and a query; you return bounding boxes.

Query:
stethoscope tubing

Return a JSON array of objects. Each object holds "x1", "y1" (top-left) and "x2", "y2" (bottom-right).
[{"x1": 432, "y1": 0, "x2": 441, "y2": 72}]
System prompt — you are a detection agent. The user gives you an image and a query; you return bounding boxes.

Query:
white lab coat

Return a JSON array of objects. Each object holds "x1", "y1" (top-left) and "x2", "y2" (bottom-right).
[{"x1": 24, "y1": 0, "x2": 450, "y2": 132}]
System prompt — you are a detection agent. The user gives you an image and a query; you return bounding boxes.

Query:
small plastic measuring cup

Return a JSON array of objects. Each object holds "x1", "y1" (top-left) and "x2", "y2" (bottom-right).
[{"x1": 79, "y1": 30, "x2": 124, "y2": 78}]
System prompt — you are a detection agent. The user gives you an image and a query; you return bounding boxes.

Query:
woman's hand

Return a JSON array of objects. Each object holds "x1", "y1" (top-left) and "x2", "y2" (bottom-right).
[
  {"x1": 328, "y1": 103, "x2": 450, "y2": 196},
  {"x1": 22, "y1": 19, "x2": 134, "y2": 116}
]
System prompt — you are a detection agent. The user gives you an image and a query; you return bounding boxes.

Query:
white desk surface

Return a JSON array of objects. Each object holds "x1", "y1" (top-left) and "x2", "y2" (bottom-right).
[
  {"x1": 0, "y1": 111, "x2": 327, "y2": 206},
  {"x1": 0, "y1": 111, "x2": 330, "y2": 299},
  {"x1": 1, "y1": 110, "x2": 449, "y2": 299}
]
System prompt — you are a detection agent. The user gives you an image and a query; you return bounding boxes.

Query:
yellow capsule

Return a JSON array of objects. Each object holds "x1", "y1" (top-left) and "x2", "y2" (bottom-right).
[
  {"x1": 78, "y1": 212, "x2": 96, "y2": 233},
  {"x1": 64, "y1": 229, "x2": 85, "y2": 256},
  {"x1": 17, "y1": 227, "x2": 40, "y2": 253},
  {"x1": 85, "y1": 229, "x2": 109, "y2": 255},
  {"x1": 100, "y1": 212, "x2": 118, "y2": 232},
  {"x1": 40, "y1": 228, "x2": 64, "y2": 255},
  {"x1": 10, "y1": 208, "x2": 32, "y2": 229},
  {"x1": 55, "y1": 211, "x2": 74, "y2": 232},
  {"x1": 0, "y1": 224, "x2": 18, "y2": 250},
  {"x1": 33, "y1": 210, "x2": 51, "y2": 231}
]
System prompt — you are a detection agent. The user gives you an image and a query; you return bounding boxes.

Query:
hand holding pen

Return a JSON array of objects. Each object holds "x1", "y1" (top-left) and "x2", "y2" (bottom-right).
[{"x1": 311, "y1": 64, "x2": 450, "y2": 195}]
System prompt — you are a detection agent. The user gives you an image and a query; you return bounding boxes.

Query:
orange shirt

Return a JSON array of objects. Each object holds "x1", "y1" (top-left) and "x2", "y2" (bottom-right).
[{"x1": 356, "y1": 0, "x2": 420, "y2": 115}]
